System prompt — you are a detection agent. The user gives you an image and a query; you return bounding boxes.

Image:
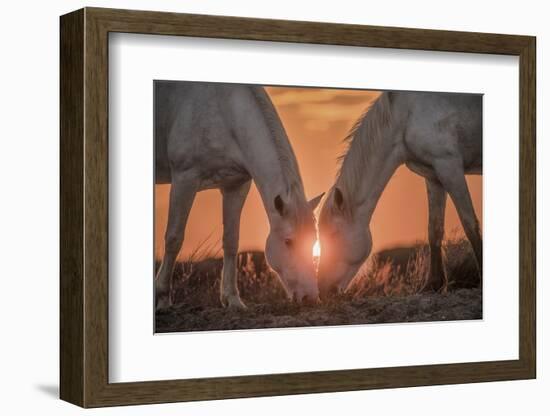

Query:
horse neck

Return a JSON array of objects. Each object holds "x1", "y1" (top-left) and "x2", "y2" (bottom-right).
[
  {"x1": 244, "y1": 141, "x2": 306, "y2": 226},
  {"x1": 336, "y1": 95, "x2": 404, "y2": 224},
  {"x1": 235, "y1": 89, "x2": 306, "y2": 224}
]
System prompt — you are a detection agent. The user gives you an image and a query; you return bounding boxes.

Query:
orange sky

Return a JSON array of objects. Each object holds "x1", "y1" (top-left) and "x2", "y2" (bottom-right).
[{"x1": 155, "y1": 86, "x2": 482, "y2": 260}]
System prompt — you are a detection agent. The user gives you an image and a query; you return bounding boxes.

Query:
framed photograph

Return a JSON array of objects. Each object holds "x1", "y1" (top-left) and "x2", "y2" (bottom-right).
[{"x1": 60, "y1": 7, "x2": 536, "y2": 408}]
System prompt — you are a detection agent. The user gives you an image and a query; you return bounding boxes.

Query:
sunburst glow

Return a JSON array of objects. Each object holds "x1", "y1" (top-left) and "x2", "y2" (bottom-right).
[{"x1": 313, "y1": 240, "x2": 321, "y2": 258}]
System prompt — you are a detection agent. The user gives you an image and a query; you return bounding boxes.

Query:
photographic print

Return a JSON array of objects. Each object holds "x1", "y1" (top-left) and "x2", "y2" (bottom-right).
[{"x1": 154, "y1": 81, "x2": 482, "y2": 333}]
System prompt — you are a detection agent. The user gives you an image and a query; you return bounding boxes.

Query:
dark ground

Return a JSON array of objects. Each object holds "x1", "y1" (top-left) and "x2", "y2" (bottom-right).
[
  {"x1": 155, "y1": 238, "x2": 482, "y2": 333},
  {"x1": 156, "y1": 288, "x2": 482, "y2": 332}
]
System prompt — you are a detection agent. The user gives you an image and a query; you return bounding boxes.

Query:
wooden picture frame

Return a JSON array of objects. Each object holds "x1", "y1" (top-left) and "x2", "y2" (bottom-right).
[{"x1": 60, "y1": 7, "x2": 536, "y2": 408}]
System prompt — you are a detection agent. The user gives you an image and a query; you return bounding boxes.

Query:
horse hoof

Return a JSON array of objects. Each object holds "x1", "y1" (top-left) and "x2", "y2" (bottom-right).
[{"x1": 222, "y1": 296, "x2": 247, "y2": 310}]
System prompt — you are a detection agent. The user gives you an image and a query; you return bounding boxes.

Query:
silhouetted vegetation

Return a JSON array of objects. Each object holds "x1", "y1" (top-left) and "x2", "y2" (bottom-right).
[{"x1": 155, "y1": 236, "x2": 481, "y2": 333}]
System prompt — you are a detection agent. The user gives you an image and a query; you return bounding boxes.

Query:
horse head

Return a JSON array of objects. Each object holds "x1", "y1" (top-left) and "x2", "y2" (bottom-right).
[
  {"x1": 317, "y1": 187, "x2": 372, "y2": 299},
  {"x1": 265, "y1": 191, "x2": 324, "y2": 303}
]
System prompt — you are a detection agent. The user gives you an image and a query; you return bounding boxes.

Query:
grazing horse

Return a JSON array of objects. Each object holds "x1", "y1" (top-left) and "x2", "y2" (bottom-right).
[
  {"x1": 155, "y1": 81, "x2": 323, "y2": 310},
  {"x1": 317, "y1": 91, "x2": 482, "y2": 297}
]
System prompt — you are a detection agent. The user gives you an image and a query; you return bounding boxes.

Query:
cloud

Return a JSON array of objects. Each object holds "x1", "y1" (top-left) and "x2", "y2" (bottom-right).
[
  {"x1": 267, "y1": 87, "x2": 379, "y2": 105},
  {"x1": 267, "y1": 87, "x2": 381, "y2": 125}
]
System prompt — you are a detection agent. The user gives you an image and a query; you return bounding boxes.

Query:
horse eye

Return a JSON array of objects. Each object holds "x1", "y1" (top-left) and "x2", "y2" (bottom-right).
[{"x1": 284, "y1": 238, "x2": 293, "y2": 247}]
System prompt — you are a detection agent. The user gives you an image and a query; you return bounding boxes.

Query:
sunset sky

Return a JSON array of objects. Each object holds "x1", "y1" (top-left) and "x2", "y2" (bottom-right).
[{"x1": 155, "y1": 86, "x2": 482, "y2": 260}]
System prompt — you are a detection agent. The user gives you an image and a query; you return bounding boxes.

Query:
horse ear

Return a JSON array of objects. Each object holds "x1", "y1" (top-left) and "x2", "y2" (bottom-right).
[
  {"x1": 334, "y1": 187, "x2": 344, "y2": 211},
  {"x1": 274, "y1": 195, "x2": 286, "y2": 216},
  {"x1": 308, "y1": 193, "x2": 325, "y2": 211}
]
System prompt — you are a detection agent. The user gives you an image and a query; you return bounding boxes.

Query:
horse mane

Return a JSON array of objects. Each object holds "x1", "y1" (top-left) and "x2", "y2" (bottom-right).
[
  {"x1": 250, "y1": 87, "x2": 311, "y2": 223},
  {"x1": 336, "y1": 91, "x2": 393, "y2": 209}
]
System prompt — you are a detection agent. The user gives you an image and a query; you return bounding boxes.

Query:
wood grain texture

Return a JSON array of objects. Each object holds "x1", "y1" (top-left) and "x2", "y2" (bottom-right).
[
  {"x1": 83, "y1": 10, "x2": 110, "y2": 406},
  {"x1": 90, "y1": 7, "x2": 532, "y2": 54},
  {"x1": 59, "y1": 8, "x2": 84, "y2": 407},
  {"x1": 518, "y1": 37, "x2": 536, "y2": 376},
  {"x1": 59, "y1": 7, "x2": 537, "y2": 408}
]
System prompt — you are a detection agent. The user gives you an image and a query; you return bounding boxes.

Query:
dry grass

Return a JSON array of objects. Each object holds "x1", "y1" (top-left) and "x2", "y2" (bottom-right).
[
  {"x1": 157, "y1": 235, "x2": 480, "y2": 308},
  {"x1": 348, "y1": 235, "x2": 480, "y2": 298},
  {"x1": 155, "y1": 236, "x2": 481, "y2": 332},
  {"x1": 158, "y1": 251, "x2": 288, "y2": 308}
]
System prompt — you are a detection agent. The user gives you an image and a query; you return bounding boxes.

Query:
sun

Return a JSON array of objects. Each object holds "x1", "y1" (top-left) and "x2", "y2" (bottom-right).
[{"x1": 313, "y1": 240, "x2": 321, "y2": 258}]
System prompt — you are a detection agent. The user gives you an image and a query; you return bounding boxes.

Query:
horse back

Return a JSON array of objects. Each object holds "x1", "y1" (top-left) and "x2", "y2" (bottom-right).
[
  {"x1": 400, "y1": 92, "x2": 482, "y2": 173},
  {"x1": 153, "y1": 81, "x2": 255, "y2": 188}
]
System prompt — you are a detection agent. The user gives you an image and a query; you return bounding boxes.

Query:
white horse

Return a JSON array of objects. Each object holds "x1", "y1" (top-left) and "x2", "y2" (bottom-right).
[
  {"x1": 317, "y1": 91, "x2": 482, "y2": 297},
  {"x1": 155, "y1": 81, "x2": 323, "y2": 310}
]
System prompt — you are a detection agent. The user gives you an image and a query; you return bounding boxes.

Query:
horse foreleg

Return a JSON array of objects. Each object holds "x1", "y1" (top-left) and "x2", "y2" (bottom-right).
[
  {"x1": 433, "y1": 159, "x2": 482, "y2": 286},
  {"x1": 220, "y1": 180, "x2": 251, "y2": 309},
  {"x1": 422, "y1": 178, "x2": 447, "y2": 292},
  {"x1": 155, "y1": 174, "x2": 198, "y2": 310}
]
